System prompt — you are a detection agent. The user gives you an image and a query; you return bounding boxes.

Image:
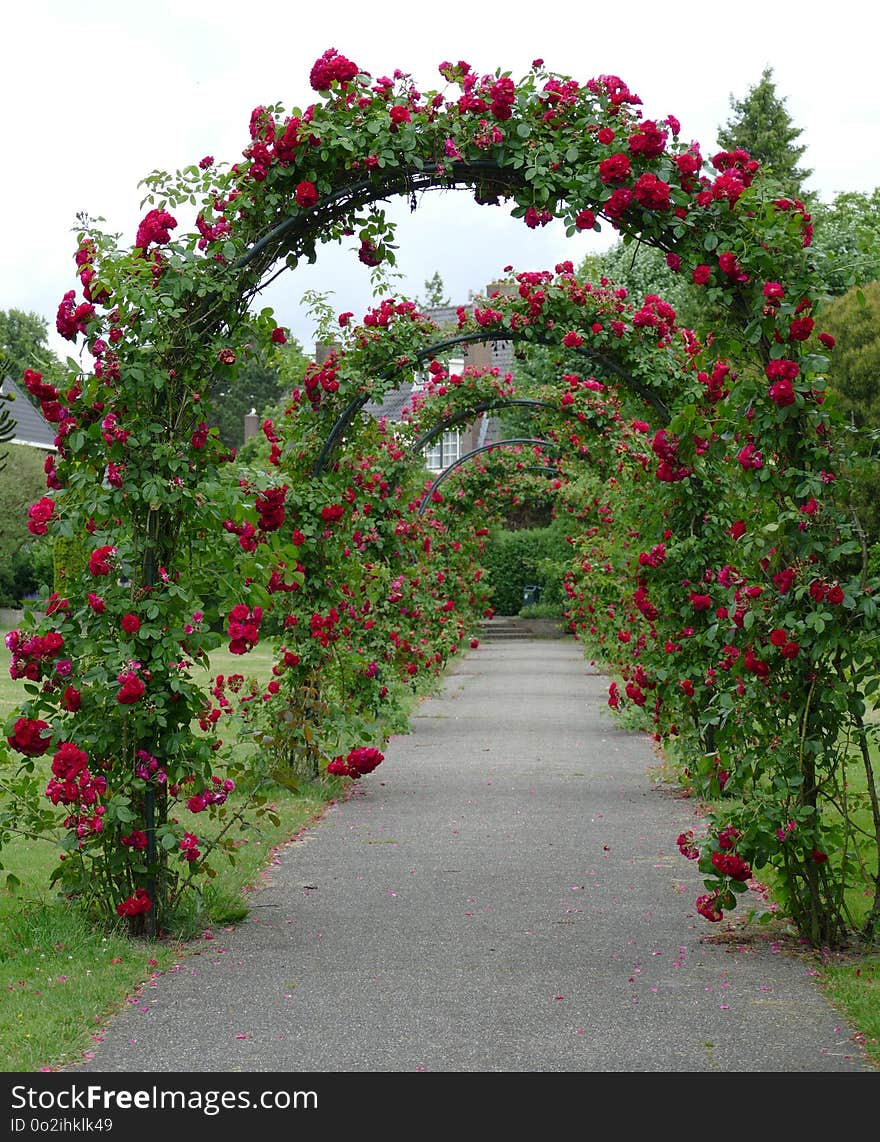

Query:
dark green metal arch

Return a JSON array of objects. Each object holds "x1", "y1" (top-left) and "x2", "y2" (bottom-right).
[
  {"x1": 312, "y1": 330, "x2": 670, "y2": 477},
  {"x1": 417, "y1": 438, "x2": 560, "y2": 516}
]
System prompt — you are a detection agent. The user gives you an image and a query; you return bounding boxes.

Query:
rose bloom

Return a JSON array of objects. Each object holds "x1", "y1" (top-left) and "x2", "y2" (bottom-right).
[
  {"x1": 692, "y1": 264, "x2": 711, "y2": 285},
  {"x1": 8, "y1": 716, "x2": 53, "y2": 756},
  {"x1": 116, "y1": 672, "x2": 145, "y2": 705},
  {"x1": 295, "y1": 180, "x2": 318, "y2": 209},
  {"x1": 120, "y1": 613, "x2": 141, "y2": 634},
  {"x1": 696, "y1": 892, "x2": 724, "y2": 922},
  {"x1": 598, "y1": 152, "x2": 631, "y2": 184},
  {"x1": 769, "y1": 378, "x2": 796, "y2": 406}
]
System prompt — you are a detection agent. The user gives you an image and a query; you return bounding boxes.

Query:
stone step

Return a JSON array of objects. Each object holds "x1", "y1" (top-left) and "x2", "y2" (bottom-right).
[{"x1": 476, "y1": 617, "x2": 569, "y2": 641}]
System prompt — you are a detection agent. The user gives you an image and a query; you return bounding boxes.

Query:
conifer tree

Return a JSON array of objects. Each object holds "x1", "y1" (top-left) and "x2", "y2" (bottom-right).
[{"x1": 717, "y1": 66, "x2": 812, "y2": 199}]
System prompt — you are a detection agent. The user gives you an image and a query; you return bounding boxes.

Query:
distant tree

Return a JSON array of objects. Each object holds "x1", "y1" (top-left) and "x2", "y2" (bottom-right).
[
  {"x1": 207, "y1": 338, "x2": 307, "y2": 450},
  {"x1": 0, "y1": 443, "x2": 53, "y2": 605},
  {"x1": 0, "y1": 309, "x2": 64, "y2": 391},
  {"x1": 421, "y1": 271, "x2": 451, "y2": 308},
  {"x1": 818, "y1": 281, "x2": 880, "y2": 548},
  {"x1": 578, "y1": 242, "x2": 709, "y2": 330},
  {"x1": 0, "y1": 389, "x2": 15, "y2": 473},
  {"x1": 717, "y1": 66, "x2": 812, "y2": 199},
  {"x1": 820, "y1": 282, "x2": 880, "y2": 429},
  {"x1": 809, "y1": 189, "x2": 880, "y2": 296}
]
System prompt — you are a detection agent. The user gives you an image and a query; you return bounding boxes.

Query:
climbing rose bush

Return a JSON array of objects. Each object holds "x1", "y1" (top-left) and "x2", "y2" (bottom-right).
[{"x1": 0, "y1": 49, "x2": 876, "y2": 948}]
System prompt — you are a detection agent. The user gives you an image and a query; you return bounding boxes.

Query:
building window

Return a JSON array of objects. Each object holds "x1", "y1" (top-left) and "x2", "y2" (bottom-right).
[{"x1": 424, "y1": 429, "x2": 462, "y2": 473}]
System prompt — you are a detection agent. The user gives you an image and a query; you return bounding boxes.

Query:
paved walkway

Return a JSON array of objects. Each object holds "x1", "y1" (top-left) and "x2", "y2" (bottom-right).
[{"x1": 71, "y1": 637, "x2": 873, "y2": 1073}]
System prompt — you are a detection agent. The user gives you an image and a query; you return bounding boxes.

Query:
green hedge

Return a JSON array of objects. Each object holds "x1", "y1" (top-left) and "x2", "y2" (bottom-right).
[{"x1": 481, "y1": 523, "x2": 569, "y2": 615}]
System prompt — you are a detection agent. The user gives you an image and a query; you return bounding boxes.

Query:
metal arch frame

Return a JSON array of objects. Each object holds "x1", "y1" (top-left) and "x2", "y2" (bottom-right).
[
  {"x1": 312, "y1": 329, "x2": 671, "y2": 477},
  {"x1": 417, "y1": 438, "x2": 561, "y2": 516},
  {"x1": 412, "y1": 398, "x2": 559, "y2": 454}
]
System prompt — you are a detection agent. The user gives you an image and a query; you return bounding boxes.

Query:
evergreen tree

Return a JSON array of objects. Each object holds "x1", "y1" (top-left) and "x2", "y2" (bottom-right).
[
  {"x1": 421, "y1": 271, "x2": 450, "y2": 308},
  {"x1": 717, "y1": 66, "x2": 812, "y2": 199},
  {"x1": 818, "y1": 281, "x2": 880, "y2": 548},
  {"x1": 207, "y1": 338, "x2": 307, "y2": 450}
]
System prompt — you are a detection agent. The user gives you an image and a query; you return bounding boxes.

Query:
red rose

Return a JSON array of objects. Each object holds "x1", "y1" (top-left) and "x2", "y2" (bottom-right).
[
  {"x1": 120, "y1": 613, "x2": 141, "y2": 634},
  {"x1": 598, "y1": 153, "x2": 631, "y2": 184},
  {"x1": 8, "y1": 716, "x2": 52, "y2": 757},
  {"x1": 769, "y1": 378, "x2": 796, "y2": 406},
  {"x1": 295, "y1": 181, "x2": 318, "y2": 209},
  {"x1": 88, "y1": 545, "x2": 116, "y2": 576},
  {"x1": 116, "y1": 673, "x2": 145, "y2": 705}
]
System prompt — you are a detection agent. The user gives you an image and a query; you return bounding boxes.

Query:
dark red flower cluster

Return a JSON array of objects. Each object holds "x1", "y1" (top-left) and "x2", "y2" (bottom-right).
[
  {"x1": 45, "y1": 742, "x2": 106, "y2": 807},
  {"x1": 135, "y1": 209, "x2": 177, "y2": 252},
  {"x1": 309, "y1": 48, "x2": 359, "y2": 91},
  {"x1": 5, "y1": 628, "x2": 64, "y2": 682},
  {"x1": 7, "y1": 716, "x2": 52, "y2": 757},
  {"x1": 711, "y1": 849, "x2": 752, "y2": 881},
  {"x1": 56, "y1": 290, "x2": 95, "y2": 341},
  {"x1": 116, "y1": 669, "x2": 146, "y2": 705},
  {"x1": 27, "y1": 495, "x2": 56, "y2": 536},
  {"x1": 116, "y1": 888, "x2": 151, "y2": 918},
  {"x1": 255, "y1": 485, "x2": 288, "y2": 532},
  {"x1": 227, "y1": 604, "x2": 263, "y2": 655},
  {"x1": 327, "y1": 746, "x2": 384, "y2": 779},
  {"x1": 295, "y1": 180, "x2": 319, "y2": 209},
  {"x1": 695, "y1": 892, "x2": 724, "y2": 922},
  {"x1": 88, "y1": 545, "x2": 116, "y2": 576},
  {"x1": 651, "y1": 429, "x2": 690, "y2": 483}
]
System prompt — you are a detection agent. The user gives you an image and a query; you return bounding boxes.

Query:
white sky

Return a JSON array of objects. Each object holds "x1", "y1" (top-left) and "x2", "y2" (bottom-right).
[{"x1": 2, "y1": 0, "x2": 876, "y2": 360}]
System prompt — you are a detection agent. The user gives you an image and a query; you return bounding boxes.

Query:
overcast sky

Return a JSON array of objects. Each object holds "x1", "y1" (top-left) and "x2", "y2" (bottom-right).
[{"x1": 2, "y1": 0, "x2": 876, "y2": 360}]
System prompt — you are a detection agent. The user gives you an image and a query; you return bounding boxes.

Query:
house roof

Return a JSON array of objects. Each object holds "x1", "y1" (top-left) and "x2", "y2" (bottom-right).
[{"x1": 1, "y1": 375, "x2": 57, "y2": 451}]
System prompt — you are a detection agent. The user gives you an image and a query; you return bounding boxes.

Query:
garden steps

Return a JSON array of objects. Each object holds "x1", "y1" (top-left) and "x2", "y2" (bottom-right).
[{"x1": 476, "y1": 615, "x2": 569, "y2": 640}]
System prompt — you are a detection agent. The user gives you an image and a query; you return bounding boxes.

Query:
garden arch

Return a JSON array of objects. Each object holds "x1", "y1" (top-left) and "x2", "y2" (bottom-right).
[{"x1": 5, "y1": 50, "x2": 877, "y2": 947}]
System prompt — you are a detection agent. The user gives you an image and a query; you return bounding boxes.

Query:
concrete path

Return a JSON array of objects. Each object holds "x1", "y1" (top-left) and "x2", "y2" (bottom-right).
[{"x1": 70, "y1": 637, "x2": 874, "y2": 1073}]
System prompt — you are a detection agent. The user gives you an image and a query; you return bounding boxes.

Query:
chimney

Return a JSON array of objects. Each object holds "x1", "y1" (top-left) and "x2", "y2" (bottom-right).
[{"x1": 243, "y1": 407, "x2": 259, "y2": 442}]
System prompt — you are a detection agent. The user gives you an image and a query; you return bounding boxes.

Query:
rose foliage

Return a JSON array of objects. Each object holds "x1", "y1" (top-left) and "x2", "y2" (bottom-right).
[{"x1": 1, "y1": 50, "x2": 878, "y2": 947}]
